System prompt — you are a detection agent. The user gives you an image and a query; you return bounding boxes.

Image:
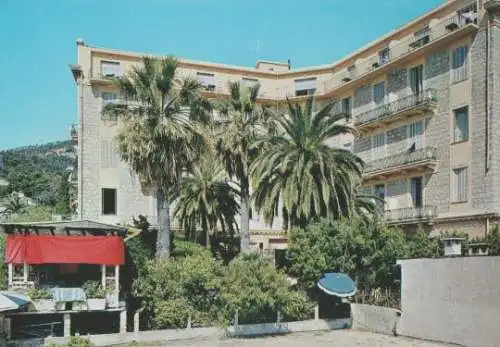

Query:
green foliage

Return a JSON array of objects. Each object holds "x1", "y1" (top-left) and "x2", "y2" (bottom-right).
[
  {"x1": 250, "y1": 97, "x2": 364, "y2": 229},
  {"x1": 47, "y1": 336, "x2": 95, "y2": 347},
  {"x1": 55, "y1": 172, "x2": 71, "y2": 215},
  {"x1": 82, "y1": 281, "x2": 106, "y2": 299},
  {"x1": 28, "y1": 287, "x2": 52, "y2": 300},
  {"x1": 486, "y1": 225, "x2": 500, "y2": 255},
  {"x1": 0, "y1": 141, "x2": 74, "y2": 205},
  {"x1": 172, "y1": 152, "x2": 240, "y2": 246},
  {"x1": 217, "y1": 253, "x2": 314, "y2": 325},
  {"x1": 287, "y1": 218, "x2": 438, "y2": 292},
  {"x1": 8, "y1": 205, "x2": 54, "y2": 223},
  {"x1": 134, "y1": 246, "x2": 222, "y2": 329},
  {"x1": 407, "y1": 228, "x2": 441, "y2": 258},
  {"x1": 134, "y1": 242, "x2": 312, "y2": 329}
]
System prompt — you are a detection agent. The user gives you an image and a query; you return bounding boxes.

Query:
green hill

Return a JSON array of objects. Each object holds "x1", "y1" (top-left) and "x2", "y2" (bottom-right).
[{"x1": 0, "y1": 140, "x2": 75, "y2": 205}]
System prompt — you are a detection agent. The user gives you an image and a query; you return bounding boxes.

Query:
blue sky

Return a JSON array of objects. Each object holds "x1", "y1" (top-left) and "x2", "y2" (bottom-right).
[{"x1": 0, "y1": 0, "x2": 442, "y2": 150}]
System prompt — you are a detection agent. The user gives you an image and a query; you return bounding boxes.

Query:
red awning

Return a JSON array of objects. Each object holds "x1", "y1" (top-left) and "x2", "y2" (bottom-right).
[{"x1": 5, "y1": 235, "x2": 125, "y2": 265}]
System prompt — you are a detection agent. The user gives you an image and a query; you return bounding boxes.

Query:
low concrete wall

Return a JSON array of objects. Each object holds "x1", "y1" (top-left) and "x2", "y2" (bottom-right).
[
  {"x1": 350, "y1": 304, "x2": 400, "y2": 336},
  {"x1": 397, "y1": 256, "x2": 500, "y2": 347},
  {"x1": 45, "y1": 318, "x2": 351, "y2": 346}
]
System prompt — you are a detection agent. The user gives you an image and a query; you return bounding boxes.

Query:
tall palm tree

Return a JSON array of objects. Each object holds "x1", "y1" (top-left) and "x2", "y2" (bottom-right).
[
  {"x1": 215, "y1": 82, "x2": 269, "y2": 253},
  {"x1": 250, "y1": 97, "x2": 364, "y2": 229},
  {"x1": 172, "y1": 153, "x2": 240, "y2": 247},
  {"x1": 105, "y1": 57, "x2": 211, "y2": 259}
]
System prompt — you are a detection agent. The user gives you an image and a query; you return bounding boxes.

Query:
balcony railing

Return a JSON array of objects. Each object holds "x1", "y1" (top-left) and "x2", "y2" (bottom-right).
[
  {"x1": 355, "y1": 89, "x2": 437, "y2": 126},
  {"x1": 322, "y1": 10, "x2": 478, "y2": 93},
  {"x1": 365, "y1": 147, "x2": 437, "y2": 175},
  {"x1": 385, "y1": 205, "x2": 437, "y2": 223}
]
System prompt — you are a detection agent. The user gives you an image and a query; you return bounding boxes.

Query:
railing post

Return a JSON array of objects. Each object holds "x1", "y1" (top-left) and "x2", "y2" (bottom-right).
[
  {"x1": 314, "y1": 305, "x2": 319, "y2": 321},
  {"x1": 234, "y1": 309, "x2": 239, "y2": 327}
]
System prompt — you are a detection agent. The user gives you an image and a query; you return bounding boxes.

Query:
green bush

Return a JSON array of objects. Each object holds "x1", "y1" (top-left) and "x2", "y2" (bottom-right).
[
  {"x1": 217, "y1": 253, "x2": 314, "y2": 325},
  {"x1": 47, "y1": 336, "x2": 95, "y2": 347},
  {"x1": 28, "y1": 287, "x2": 52, "y2": 300},
  {"x1": 82, "y1": 281, "x2": 106, "y2": 299}
]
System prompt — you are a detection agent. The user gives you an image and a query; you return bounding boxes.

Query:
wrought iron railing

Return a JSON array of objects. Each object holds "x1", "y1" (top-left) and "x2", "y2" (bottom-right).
[
  {"x1": 385, "y1": 205, "x2": 437, "y2": 222},
  {"x1": 322, "y1": 10, "x2": 478, "y2": 92},
  {"x1": 355, "y1": 89, "x2": 437, "y2": 125},
  {"x1": 365, "y1": 147, "x2": 437, "y2": 174}
]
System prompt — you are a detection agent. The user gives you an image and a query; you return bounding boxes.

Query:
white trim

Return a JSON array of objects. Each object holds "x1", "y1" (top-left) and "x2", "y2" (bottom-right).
[{"x1": 317, "y1": 282, "x2": 357, "y2": 298}]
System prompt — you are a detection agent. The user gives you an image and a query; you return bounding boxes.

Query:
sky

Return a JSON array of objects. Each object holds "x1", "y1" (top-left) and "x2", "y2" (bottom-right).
[{"x1": 0, "y1": 0, "x2": 443, "y2": 150}]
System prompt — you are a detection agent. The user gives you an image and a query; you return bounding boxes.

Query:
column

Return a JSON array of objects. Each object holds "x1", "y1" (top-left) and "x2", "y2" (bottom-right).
[
  {"x1": 314, "y1": 305, "x2": 320, "y2": 321},
  {"x1": 115, "y1": 265, "x2": 120, "y2": 293},
  {"x1": 23, "y1": 263, "x2": 28, "y2": 282},
  {"x1": 119, "y1": 310, "x2": 127, "y2": 333},
  {"x1": 63, "y1": 313, "x2": 71, "y2": 337},
  {"x1": 7, "y1": 264, "x2": 13, "y2": 288},
  {"x1": 101, "y1": 265, "x2": 106, "y2": 289}
]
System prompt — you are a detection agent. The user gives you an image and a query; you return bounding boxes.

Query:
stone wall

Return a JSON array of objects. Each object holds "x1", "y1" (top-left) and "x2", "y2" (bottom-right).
[
  {"x1": 350, "y1": 304, "x2": 400, "y2": 336},
  {"x1": 423, "y1": 49, "x2": 451, "y2": 214},
  {"x1": 397, "y1": 257, "x2": 500, "y2": 347}
]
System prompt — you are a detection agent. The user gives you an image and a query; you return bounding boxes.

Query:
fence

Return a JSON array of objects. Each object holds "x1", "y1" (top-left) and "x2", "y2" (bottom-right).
[{"x1": 353, "y1": 288, "x2": 400, "y2": 310}]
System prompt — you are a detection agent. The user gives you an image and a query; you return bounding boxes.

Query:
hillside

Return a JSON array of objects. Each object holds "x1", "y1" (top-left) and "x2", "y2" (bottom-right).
[{"x1": 0, "y1": 140, "x2": 75, "y2": 205}]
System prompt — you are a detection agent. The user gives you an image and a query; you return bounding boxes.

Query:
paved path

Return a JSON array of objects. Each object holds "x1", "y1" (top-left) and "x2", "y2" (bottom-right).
[{"x1": 137, "y1": 330, "x2": 449, "y2": 347}]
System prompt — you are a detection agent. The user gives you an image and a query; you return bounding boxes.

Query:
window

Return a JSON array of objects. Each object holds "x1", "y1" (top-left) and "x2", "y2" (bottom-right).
[
  {"x1": 372, "y1": 132, "x2": 386, "y2": 159},
  {"x1": 452, "y1": 167, "x2": 468, "y2": 202},
  {"x1": 409, "y1": 65, "x2": 424, "y2": 95},
  {"x1": 102, "y1": 188, "x2": 117, "y2": 215},
  {"x1": 410, "y1": 177, "x2": 423, "y2": 208},
  {"x1": 102, "y1": 93, "x2": 118, "y2": 120},
  {"x1": 453, "y1": 107, "x2": 469, "y2": 142},
  {"x1": 249, "y1": 208, "x2": 253, "y2": 220},
  {"x1": 101, "y1": 140, "x2": 118, "y2": 168},
  {"x1": 197, "y1": 72, "x2": 216, "y2": 91},
  {"x1": 408, "y1": 120, "x2": 424, "y2": 150},
  {"x1": 295, "y1": 78, "x2": 317, "y2": 96},
  {"x1": 452, "y1": 46, "x2": 469, "y2": 83},
  {"x1": 379, "y1": 48, "x2": 390, "y2": 65},
  {"x1": 373, "y1": 82, "x2": 386, "y2": 105},
  {"x1": 410, "y1": 26, "x2": 430, "y2": 48},
  {"x1": 274, "y1": 201, "x2": 280, "y2": 217},
  {"x1": 101, "y1": 61, "x2": 121, "y2": 78},
  {"x1": 341, "y1": 97, "x2": 352, "y2": 118}
]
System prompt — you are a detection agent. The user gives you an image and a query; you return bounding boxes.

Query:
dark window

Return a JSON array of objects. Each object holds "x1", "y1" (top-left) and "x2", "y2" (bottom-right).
[
  {"x1": 102, "y1": 188, "x2": 117, "y2": 215},
  {"x1": 341, "y1": 97, "x2": 352, "y2": 118},
  {"x1": 410, "y1": 177, "x2": 423, "y2": 208},
  {"x1": 249, "y1": 208, "x2": 253, "y2": 220},
  {"x1": 409, "y1": 65, "x2": 424, "y2": 95},
  {"x1": 453, "y1": 106, "x2": 469, "y2": 142}
]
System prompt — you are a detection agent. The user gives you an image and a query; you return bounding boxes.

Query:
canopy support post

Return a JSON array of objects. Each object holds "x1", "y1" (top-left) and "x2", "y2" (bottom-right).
[
  {"x1": 23, "y1": 263, "x2": 28, "y2": 283},
  {"x1": 101, "y1": 265, "x2": 106, "y2": 289},
  {"x1": 7, "y1": 264, "x2": 13, "y2": 288},
  {"x1": 115, "y1": 265, "x2": 119, "y2": 293}
]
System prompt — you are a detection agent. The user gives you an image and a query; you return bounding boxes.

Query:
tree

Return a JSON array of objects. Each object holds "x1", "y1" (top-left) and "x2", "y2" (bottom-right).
[
  {"x1": 8, "y1": 205, "x2": 53, "y2": 223},
  {"x1": 55, "y1": 172, "x2": 71, "y2": 215},
  {"x1": 286, "y1": 218, "x2": 409, "y2": 293},
  {"x1": 106, "y1": 56, "x2": 211, "y2": 259},
  {"x1": 172, "y1": 153, "x2": 240, "y2": 247},
  {"x1": 215, "y1": 82, "x2": 268, "y2": 253},
  {"x1": 251, "y1": 97, "x2": 364, "y2": 229},
  {"x1": 3, "y1": 194, "x2": 26, "y2": 215}
]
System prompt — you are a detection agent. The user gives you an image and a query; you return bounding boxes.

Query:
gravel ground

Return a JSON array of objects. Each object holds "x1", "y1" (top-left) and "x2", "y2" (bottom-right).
[{"x1": 128, "y1": 330, "x2": 449, "y2": 347}]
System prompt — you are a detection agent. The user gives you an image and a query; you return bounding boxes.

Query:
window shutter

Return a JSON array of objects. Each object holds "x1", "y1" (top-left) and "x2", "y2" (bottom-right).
[{"x1": 295, "y1": 78, "x2": 317, "y2": 92}]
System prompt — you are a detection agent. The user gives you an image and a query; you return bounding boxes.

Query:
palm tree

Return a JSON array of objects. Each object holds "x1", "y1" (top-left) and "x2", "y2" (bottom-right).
[
  {"x1": 250, "y1": 97, "x2": 364, "y2": 229},
  {"x1": 172, "y1": 153, "x2": 240, "y2": 248},
  {"x1": 215, "y1": 82, "x2": 269, "y2": 253},
  {"x1": 105, "y1": 57, "x2": 211, "y2": 259}
]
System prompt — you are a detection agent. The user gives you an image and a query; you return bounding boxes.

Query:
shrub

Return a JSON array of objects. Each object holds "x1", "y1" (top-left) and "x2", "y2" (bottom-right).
[
  {"x1": 28, "y1": 287, "x2": 52, "y2": 300},
  {"x1": 82, "y1": 281, "x2": 106, "y2": 299},
  {"x1": 47, "y1": 336, "x2": 95, "y2": 347}
]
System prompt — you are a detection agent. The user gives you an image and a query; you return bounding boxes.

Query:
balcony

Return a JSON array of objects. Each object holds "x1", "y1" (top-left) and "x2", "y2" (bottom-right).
[
  {"x1": 385, "y1": 205, "x2": 437, "y2": 225},
  {"x1": 321, "y1": 11, "x2": 478, "y2": 97},
  {"x1": 364, "y1": 147, "x2": 437, "y2": 181},
  {"x1": 355, "y1": 89, "x2": 437, "y2": 130},
  {"x1": 89, "y1": 69, "x2": 121, "y2": 85}
]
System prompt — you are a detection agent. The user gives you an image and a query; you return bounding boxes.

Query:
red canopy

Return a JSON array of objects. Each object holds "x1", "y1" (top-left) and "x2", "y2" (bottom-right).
[{"x1": 5, "y1": 235, "x2": 125, "y2": 265}]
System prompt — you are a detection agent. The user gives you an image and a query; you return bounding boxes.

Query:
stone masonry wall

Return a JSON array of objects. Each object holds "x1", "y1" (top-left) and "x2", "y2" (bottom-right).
[
  {"x1": 423, "y1": 50, "x2": 451, "y2": 214},
  {"x1": 470, "y1": 27, "x2": 492, "y2": 211},
  {"x1": 81, "y1": 85, "x2": 101, "y2": 221}
]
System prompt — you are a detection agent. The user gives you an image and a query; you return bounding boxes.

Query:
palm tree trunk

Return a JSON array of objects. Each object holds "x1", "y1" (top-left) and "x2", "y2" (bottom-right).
[
  {"x1": 156, "y1": 189, "x2": 171, "y2": 259},
  {"x1": 240, "y1": 178, "x2": 251, "y2": 253}
]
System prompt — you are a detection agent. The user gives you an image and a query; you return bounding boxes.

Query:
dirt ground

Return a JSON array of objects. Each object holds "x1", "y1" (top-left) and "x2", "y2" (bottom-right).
[{"x1": 127, "y1": 330, "x2": 450, "y2": 347}]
